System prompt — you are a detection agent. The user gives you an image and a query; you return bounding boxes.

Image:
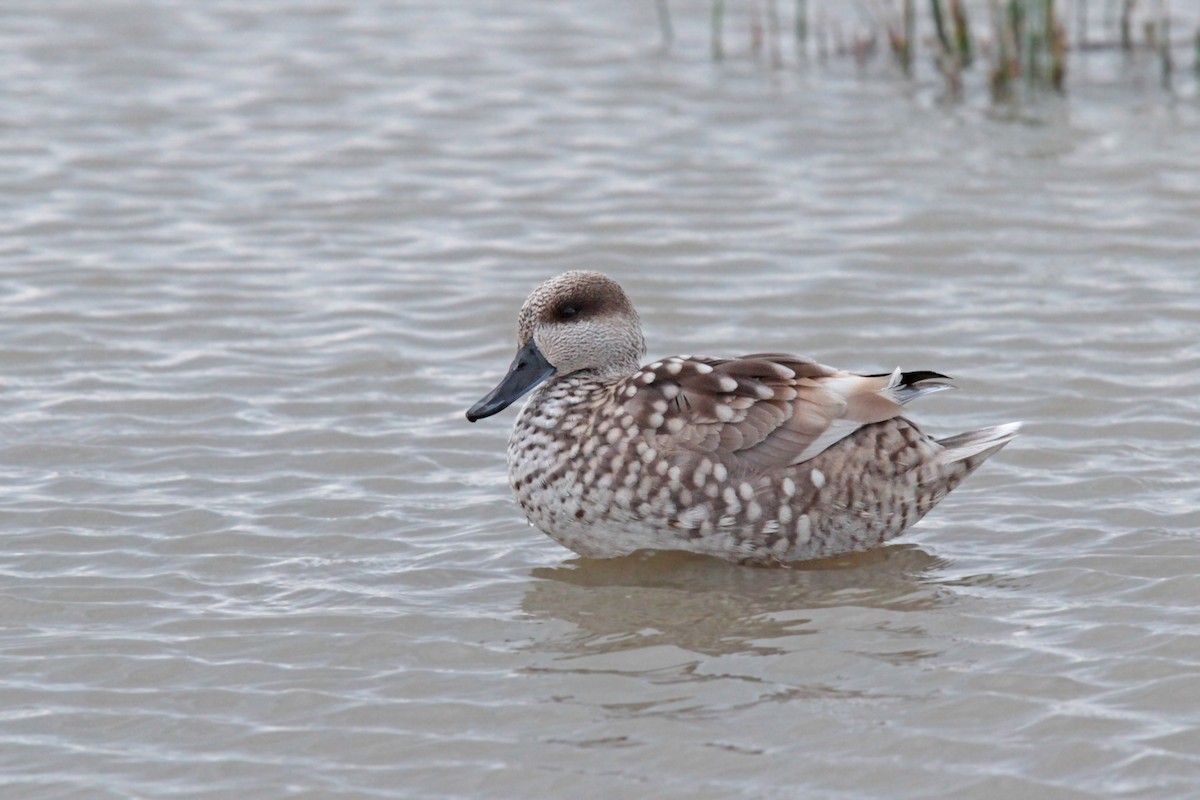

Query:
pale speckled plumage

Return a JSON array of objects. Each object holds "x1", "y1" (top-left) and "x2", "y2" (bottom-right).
[{"x1": 470, "y1": 271, "x2": 1019, "y2": 565}]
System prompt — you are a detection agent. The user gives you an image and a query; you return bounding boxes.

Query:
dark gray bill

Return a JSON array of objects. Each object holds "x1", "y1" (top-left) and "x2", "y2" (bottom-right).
[{"x1": 465, "y1": 339, "x2": 556, "y2": 422}]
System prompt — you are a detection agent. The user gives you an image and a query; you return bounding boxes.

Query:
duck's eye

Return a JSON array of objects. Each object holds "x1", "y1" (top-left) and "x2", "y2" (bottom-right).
[{"x1": 559, "y1": 306, "x2": 579, "y2": 320}]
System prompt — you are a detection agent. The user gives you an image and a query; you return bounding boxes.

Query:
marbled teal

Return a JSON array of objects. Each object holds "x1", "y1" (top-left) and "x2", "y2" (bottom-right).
[{"x1": 466, "y1": 271, "x2": 1018, "y2": 564}]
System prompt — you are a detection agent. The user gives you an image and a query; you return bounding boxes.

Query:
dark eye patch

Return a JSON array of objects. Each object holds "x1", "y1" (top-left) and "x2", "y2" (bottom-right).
[{"x1": 559, "y1": 305, "x2": 579, "y2": 320}]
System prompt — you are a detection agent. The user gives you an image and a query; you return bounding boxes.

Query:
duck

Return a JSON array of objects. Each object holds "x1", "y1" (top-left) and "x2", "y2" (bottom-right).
[{"x1": 466, "y1": 271, "x2": 1018, "y2": 565}]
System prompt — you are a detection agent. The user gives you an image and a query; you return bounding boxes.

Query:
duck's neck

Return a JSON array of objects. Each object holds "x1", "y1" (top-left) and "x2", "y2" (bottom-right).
[{"x1": 514, "y1": 366, "x2": 631, "y2": 431}]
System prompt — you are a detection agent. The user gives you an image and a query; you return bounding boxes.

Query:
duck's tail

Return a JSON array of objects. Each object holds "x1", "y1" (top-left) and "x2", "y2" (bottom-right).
[{"x1": 937, "y1": 422, "x2": 1022, "y2": 465}]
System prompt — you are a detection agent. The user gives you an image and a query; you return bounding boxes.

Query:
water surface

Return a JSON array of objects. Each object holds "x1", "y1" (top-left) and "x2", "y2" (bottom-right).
[{"x1": 1, "y1": 1, "x2": 1199, "y2": 798}]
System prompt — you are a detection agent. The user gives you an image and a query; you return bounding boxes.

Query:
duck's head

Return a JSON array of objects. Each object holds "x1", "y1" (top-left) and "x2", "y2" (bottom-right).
[{"x1": 466, "y1": 271, "x2": 645, "y2": 422}]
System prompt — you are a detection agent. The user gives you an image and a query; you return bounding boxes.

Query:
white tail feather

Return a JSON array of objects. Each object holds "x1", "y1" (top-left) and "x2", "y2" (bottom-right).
[{"x1": 938, "y1": 421, "x2": 1022, "y2": 463}]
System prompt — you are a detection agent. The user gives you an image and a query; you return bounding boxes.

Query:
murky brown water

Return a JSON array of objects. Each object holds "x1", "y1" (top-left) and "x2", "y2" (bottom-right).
[{"x1": 2, "y1": 1, "x2": 1199, "y2": 798}]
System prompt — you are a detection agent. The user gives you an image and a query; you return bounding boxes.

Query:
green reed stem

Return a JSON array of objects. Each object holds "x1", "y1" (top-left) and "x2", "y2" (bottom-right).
[
  {"x1": 655, "y1": 0, "x2": 674, "y2": 47},
  {"x1": 931, "y1": 0, "x2": 952, "y2": 53},
  {"x1": 796, "y1": 0, "x2": 808, "y2": 46},
  {"x1": 1120, "y1": 0, "x2": 1134, "y2": 51},
  {"x1": 712, "y1": 0, "x2": 725, "y2": 60},
  {"x1": 951, "y1": 0, "x2": 974, "y2": 66},
  {"x1": 1158, "y1": 0, "x2": 1172, "y2": 87}
]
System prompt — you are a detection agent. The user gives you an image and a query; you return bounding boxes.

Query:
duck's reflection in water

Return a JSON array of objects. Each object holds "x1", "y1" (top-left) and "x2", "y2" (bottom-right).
[{"x1": 524, "y1": 543, "x2": 949, "y2": 658}]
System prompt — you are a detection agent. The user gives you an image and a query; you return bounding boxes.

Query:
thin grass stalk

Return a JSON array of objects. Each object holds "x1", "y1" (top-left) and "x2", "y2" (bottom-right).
[
  {"x1": 1049, "y1": 0, "x2": 1067, "y2": 89},
  {"x1": 990, "y1": 0, "x2": 1020, "y2": 98},
  {"x1": 1120, "y1": 0, "x2": 1135, "y2": 51},
  {"x1": 892, "y1": 0, "x2": 916, "y2": 75},
  {"x1": 751, "y1": 0, "x2": 764, "y2": 55},
  {"x1": 655, "y1": 0, "x2": 674, "y2": 48},
  {"x1": 1157, "y1": 0, "x2": 1172, "y2": 86},
  {"x1": 1026, "y1": 0, "x2": 1063, "y2": 88},
  {"x1": 1010, "y1": 0, "x2": 1025, "y2": 63},
  {"x1": 931, "y1": 0, "x2": 965, "y2": 93},
  {"x1": 1032, "y1": 0, "x2": 1064, "y2": 90},
  {"x1": 1038, "y1": 0, "x2": 1048, "y2": 86},
  {"x1": 712, "y1": 0, "x2": 726, "y2": 60},
  {"x1": 795, "y1": 0, "x2": 808, "y2": 54},
  {"x1": 950, "y1": 0, "x2": 973, "y2": 66},
  {"x1": 904, "y1": 0, "x2": 915, "y2": 71},
  {"x1": 989, "y1": 0, "x2": 1006, "y2": 95},
  {"x1": 1026, "y1": 0, "x2": 1043, "y2": 85},
  {"x1": 816, "y1": 8, "x2": 829, "y2": 61},
  {"x1": 767, "y1": 0, "x2": 783, "y2": 67},
  {"x1": 931, "y1": 0, "x2": 952, "y2": 52}
]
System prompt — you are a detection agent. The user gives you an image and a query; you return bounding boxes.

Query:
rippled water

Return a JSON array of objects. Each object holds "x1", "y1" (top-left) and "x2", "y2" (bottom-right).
[{"x1": 2, "y1": 1, "x2": 1199, "y2": 798}]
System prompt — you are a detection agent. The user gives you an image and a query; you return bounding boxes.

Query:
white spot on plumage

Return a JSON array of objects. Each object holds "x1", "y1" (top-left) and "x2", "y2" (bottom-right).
[
  {"x1": 713, "y1": 463, "x2": 728, "y2": 482},
  {"x1": 717, "y1": 376, "x2": 738, "y2": 393},
  {"x1": 781, "y1": 477, "x2": 796, "y2": 497},
  {"x1": 796, "y1": 514, "x2": 812, "y2": 543},
  {"x1": 811, "y1": 469, "x2": 826, "y2": 489},
  {"x1": 694, "y1": 362, "x2": 713, "y2": 374}
]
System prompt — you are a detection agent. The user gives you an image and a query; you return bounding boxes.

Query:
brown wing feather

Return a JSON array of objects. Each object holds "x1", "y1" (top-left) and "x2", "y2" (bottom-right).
[{"x1": 621, "y1": 354, "x2": 909, "y2": 473}]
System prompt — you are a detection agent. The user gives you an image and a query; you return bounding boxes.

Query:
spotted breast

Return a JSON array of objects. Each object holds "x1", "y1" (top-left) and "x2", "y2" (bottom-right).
[{"x1": 466, "y1": 271, "x2": 1019, "y2": 565}]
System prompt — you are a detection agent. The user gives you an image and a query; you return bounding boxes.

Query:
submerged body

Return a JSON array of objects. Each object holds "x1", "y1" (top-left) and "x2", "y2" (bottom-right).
[{"x1": 468, "y1": 272, "x2": 1018, "y2": 564}]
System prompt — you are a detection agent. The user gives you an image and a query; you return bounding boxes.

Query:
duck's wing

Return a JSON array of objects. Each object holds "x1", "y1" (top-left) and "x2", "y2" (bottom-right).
[{"x1": 621, "y1": 353, "x2": 954, "y2": 472}]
